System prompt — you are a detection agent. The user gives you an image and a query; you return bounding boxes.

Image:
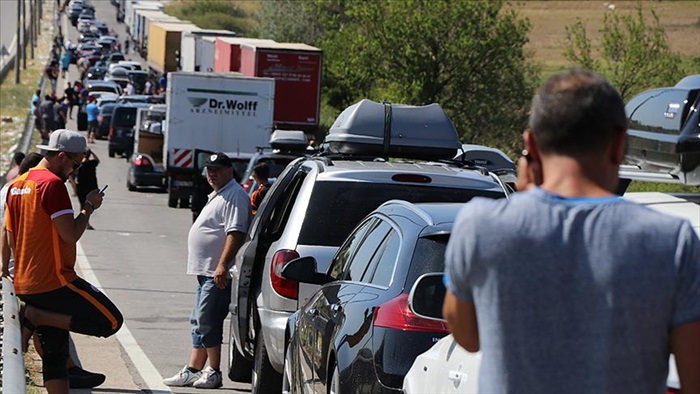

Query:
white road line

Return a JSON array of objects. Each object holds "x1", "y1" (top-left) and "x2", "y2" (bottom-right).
[{"x1": 76, "y1": 242, "x2": 172, "y2": 394}]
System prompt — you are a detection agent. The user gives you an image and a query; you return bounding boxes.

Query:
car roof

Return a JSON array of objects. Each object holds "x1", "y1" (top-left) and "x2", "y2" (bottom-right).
[{"x1": 377, "y1": 200, "x2": 465, "y2": 234}]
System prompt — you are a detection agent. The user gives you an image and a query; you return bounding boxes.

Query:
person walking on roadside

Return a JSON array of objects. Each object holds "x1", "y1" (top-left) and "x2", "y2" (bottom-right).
[
  {"x1": 442, "y1": 69, "x2": 700, "y2": 393},
  {"x1": 60, "y1": 50, "x2": 71, "y2": 79},
  {"x1": 64, "y1": 82, "x2": 76, "y2": 119},
  {"x1": 85, "y1": 96, "x2": 99, "y2": 143},
  {"x1": 40, "y1": 95, "x2": 56, "y2": 141},
  {"x1": 3, "y1": 129, "x2": 123, "y2": 394},
  {"x1": 0, "y1": 152, "x2": 106, "y2": 389},
  {"x1": 163, "y1": 152, "x2": 251, "y2": 389}
]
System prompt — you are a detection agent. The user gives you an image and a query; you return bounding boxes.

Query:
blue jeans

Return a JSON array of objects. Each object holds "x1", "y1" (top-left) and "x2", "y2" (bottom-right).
[{"x1": 190, "y1": 276, "x2": 231, "y2": 348}]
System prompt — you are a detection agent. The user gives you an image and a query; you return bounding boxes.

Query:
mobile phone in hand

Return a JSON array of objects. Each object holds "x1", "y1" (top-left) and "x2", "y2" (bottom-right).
[{"x1": 100, "y1": 185, "x2": 108, "y2": 193}]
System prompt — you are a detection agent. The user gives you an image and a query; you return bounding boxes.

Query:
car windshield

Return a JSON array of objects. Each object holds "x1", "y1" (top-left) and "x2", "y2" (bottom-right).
[{"x1": 299, "y1": 182, "x2": 503, "y2": 246}]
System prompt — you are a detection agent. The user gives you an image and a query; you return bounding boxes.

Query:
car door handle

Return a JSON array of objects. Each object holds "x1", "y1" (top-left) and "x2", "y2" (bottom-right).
[{"x1": 448, "y1": 370, "x2": 466, "y2": 382}]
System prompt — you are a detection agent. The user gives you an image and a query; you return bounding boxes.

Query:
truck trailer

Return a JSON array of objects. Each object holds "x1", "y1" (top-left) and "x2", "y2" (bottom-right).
[
  {"x1": 181, "y1": 29, "x2": 238, "y2": 72},
  {"x1": 147, "y1": 22, "x2": 200, "y2": 75},
  {"x1": 164, "y1": 72, "x2": 275, "y2": 208},
  {"x1": 239, "y1": 42, "x2": 322, "y2": 133},
  {"x1": 213, "y1": 37, "x2": 276, "y2": 73}
]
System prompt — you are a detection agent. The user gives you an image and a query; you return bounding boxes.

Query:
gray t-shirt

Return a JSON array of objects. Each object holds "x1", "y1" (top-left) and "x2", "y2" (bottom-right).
[
  {"x1": 187, "y1": 179, "x2": 251, "y2": 276},
  {"x1": 445, "y1": 187, "x2": 700, "y2": 394}
]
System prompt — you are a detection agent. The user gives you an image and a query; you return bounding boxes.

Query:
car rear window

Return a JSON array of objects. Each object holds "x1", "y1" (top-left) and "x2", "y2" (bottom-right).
[
  {"x1": 256, "y1": 157, "x2": 296, "y2": 178},
  {"x1": 405, "y1": 235, "x2": 449, "y2": 289},
  {"x1": 298, "y1": 181, "x2": 503, "y2": 246},
  {"x1": 100, "y1": 104, "x2": 116, "y2": 115},
  {"x1": 113, "y1": 108, "x2": 137, "y2": 126}
]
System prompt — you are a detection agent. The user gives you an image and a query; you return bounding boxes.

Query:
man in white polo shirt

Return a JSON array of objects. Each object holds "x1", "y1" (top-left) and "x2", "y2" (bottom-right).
[{"x1": 163, "y1": 152, "x2": 251, "y2": 389}]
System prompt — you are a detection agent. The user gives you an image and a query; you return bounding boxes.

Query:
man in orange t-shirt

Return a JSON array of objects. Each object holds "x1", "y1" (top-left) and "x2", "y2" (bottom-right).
[{"x1": 3, "y1": 129, "x2": 123, "y2": 394}]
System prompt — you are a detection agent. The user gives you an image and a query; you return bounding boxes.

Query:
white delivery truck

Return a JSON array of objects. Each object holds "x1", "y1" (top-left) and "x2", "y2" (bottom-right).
[{"x1": 164, "y1": 72, "x2": 275, "y2": 208}]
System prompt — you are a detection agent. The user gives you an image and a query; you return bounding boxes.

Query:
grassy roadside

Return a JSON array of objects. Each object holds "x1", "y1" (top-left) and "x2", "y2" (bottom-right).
[{"x1": 0, "y1": 1, "x2": 56, "y2": 175}]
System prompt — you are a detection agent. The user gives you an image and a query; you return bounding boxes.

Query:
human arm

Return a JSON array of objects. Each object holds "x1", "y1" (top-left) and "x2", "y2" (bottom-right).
[
  {"x1": 53, "y1": 189, "x2": 103, "y2": 244},
  {"x1": 213, "y1": 231, "x2": 246, "y2": 289},
  {"x1": 443, "y1": 290, "x2": 480, "y2": 352},
  {"x1": 1, "y1": 227, "x2": 11, "y2": 278},
  {"x1": 671, "y1": 321, "x2": 700, "y2": 393}
]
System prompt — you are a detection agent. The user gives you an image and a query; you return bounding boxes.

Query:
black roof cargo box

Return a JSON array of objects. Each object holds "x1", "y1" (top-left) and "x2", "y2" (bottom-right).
[{"x1": 326, "y1": 99, "x2": 461, "y2": 161}]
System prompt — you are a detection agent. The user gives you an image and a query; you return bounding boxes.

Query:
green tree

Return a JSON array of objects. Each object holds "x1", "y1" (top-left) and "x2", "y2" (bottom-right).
[
  {"x1": 565, "y1": 3, "x2": 683, "y2": 100},
  {"x1": 255, "y1": 0, "x2": 538, "y2": 152},
  {"x1": 324, "y1": 0, "x2": 538, "y2": 151}
]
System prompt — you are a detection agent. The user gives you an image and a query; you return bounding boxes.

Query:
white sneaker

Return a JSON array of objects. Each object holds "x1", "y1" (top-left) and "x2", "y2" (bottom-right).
[
  {"x1": 193, "y1": 366, "x2": 223, "y2": 389},
  {"x1": 163, "y1": 365, "x2": 202, "y2": 387}
]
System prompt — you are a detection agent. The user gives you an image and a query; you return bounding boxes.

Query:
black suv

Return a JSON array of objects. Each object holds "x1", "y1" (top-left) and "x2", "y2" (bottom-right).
[{"x1": 108, "y1": 103, "x2": 151, "y2": 158}]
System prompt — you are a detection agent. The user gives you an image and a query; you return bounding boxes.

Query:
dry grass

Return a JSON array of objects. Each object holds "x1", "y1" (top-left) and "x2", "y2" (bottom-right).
[{"x1": 510, "y1": 0, "x2": 700, "y2": 68}]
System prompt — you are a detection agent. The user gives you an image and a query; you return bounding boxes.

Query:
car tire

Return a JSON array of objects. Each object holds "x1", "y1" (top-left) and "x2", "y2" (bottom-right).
[
  {"x1": 252, "y1": 333, "x2": 282, "y2": 394},
  {"x1": 127, "y1": 178, "x2": 136, "y2": 192},
  {"x1": 328, "y1": 361, "x2": 340, "y2": 394},
  {"x1": 228, "y1": 321, "x2": 252, "y2": 383},
  {"x1": 108, "y1": 148, "x2": 115, "y2": 158},
  {"x1": 167, "y1": 192, "x2": 178, "y2": 208}
]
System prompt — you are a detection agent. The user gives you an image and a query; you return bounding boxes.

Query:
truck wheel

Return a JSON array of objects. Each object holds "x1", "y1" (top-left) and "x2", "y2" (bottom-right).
[
  {"x1": 168, "y1": 192, "x2": 178, "y2": 208},
  {"x1": 228, "y1": 321, "x2": 253, "y2": 383},
  {"x1": 108, "y1": 148, "x2": 115, "y2": 158},
  {"x1": 252, "y1": 334, "x2": 282, "y2": 394}
]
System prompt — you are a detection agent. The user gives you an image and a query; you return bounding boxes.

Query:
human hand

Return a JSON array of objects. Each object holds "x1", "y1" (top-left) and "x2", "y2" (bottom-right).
[
  {"x1": 515, "y1": 150, "x2": 542, "y2": 192},
  {"x1": 213, "y1": 265, "x2": 230, "y2": 289},
  {"x1": 85, "y1": 188, "x2": 104, "y2": 210}
]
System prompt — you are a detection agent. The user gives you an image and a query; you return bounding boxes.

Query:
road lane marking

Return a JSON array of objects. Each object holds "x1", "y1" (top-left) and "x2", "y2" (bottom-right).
[{"x1": 77, "y1": 242, "x2": 173, "y2": 394}]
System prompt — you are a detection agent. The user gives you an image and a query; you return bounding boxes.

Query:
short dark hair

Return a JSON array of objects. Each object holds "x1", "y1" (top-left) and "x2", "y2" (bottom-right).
[
  {"x1": 12, "y1": 151, "x2": 26, "y2": 166},
  {"x1": 529, "y1": 69, "x2": 627, "y2": 156},
  {"x1": 253, "y1": 162, "x2": 270, "y2": 180},
  {"x1": 18, "y1": 153, "x2": 44, "y2": 175}
]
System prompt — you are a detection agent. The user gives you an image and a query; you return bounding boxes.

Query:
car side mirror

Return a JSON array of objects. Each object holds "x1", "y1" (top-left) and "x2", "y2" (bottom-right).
[
  {"x1": 281, "y1": 256, "x2": 331, "y2": 285},
  {"x1": 408, "y1": 273, "x2": 446, "y2": 320}
]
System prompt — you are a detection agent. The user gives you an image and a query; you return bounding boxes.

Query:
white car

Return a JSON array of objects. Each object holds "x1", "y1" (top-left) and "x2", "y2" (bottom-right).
[{"x1": 403, "y1": 192, "x2": 698, "y2": 393}]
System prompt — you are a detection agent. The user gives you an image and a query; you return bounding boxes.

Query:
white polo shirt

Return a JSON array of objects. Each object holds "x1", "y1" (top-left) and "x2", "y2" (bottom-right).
[{"x1": 187, "y1": 178, "x2": 251, "y2": 276}]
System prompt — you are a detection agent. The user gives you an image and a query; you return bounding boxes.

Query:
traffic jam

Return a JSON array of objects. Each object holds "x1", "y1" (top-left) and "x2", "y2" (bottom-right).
[{"x1": 3, "y1": 0, "x2": 698, "y2": 393}]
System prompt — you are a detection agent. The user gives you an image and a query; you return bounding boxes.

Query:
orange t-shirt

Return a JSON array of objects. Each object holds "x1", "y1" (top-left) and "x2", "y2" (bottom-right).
[{"x1": 4, "y1": 168, "x2": 78, "y2": 295}]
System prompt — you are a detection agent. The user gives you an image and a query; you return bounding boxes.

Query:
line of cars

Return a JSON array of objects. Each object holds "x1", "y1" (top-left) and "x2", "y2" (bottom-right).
[{"x1": 225, "y1": 99, "x2": 518, "y2": 393}]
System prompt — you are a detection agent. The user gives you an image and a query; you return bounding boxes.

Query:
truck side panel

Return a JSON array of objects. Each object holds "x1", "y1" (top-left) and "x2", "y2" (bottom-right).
[{"x1": 240, "y1": 47, "x2": 322, "y2": 131}]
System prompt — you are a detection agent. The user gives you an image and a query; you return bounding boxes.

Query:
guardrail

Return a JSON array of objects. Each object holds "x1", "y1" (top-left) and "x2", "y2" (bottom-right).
[{"x1": 1, "y1": 277, "x2": 27, "y2": 394}]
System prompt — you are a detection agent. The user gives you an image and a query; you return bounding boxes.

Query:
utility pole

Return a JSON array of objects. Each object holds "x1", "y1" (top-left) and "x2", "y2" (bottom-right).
[
  {"x1": 30, "y1": 0, "x2": 34, "y2": 59},
  {"x1": 15, "y1": 0, "x2": 21, "y2": 83},
  {"x1": 22, "y1": 0, "x2": 27, "y2": 69}
]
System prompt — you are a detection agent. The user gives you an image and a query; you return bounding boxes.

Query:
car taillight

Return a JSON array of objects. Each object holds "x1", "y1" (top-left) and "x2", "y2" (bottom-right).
[
  {"x1": 242, "y1": 177, "x2": 253, "y2": 192},
  {"x1": 108, "y1": 126, "x2": 114, "y2": 140},
  {"x1": 374, "y1": 293, "x2": 449, "y2": 334},
  {"x1": 270, "y1": 249, "x2": 300, "y2": 299},
  {"x1": 98, "y1": 115, "x2": 104, "y2": 123},
  {"x1": 133, "y1": 155, "x2": 152, "y2": 167}
]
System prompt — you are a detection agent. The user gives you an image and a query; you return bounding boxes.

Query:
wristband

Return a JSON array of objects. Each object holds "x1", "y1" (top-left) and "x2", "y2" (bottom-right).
[{"x1": 84, "y1": 200, "x2": 94, "y2": 214}]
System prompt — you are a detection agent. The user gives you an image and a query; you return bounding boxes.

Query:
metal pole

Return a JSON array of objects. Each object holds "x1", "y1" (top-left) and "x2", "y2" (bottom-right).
[
  {"x1": 30, "y1": 0, "x2": 34, "y2": 59},
  {"x1": 22, "y1": 0, "x2": 27, "y2": 69},
  {"x1": 15, "y1": 0, "x2": 21, "y2": 83}
]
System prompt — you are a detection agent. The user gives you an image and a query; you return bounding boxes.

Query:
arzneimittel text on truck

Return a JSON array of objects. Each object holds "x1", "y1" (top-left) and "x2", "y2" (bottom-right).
[{"x1": 164, "y1": 72, "x2": 275, "y2": 208}]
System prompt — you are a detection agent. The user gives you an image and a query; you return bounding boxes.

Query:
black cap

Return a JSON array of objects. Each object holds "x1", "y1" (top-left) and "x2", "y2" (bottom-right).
[{"x1": 205, "y1": 152, "x2": 233, "y2": 168}]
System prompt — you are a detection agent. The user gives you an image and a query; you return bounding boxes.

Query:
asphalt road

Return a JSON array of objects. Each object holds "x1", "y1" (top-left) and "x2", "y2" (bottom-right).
[{"x1": 58, "y1": 2, "x2": 253, "y2": 393}]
